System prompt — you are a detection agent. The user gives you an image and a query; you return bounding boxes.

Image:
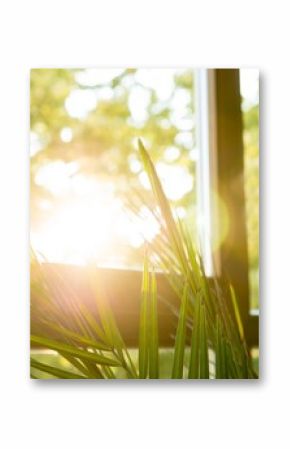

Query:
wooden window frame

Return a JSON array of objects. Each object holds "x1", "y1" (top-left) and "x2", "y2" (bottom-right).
[{"x1": 214, "y1": 69, "x2": 258, "y2": 347}]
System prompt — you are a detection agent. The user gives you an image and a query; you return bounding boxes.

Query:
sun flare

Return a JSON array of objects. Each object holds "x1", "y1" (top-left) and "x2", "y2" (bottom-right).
[{"x1": 31, "y1": 176, "x2": 161, "y2": 266}]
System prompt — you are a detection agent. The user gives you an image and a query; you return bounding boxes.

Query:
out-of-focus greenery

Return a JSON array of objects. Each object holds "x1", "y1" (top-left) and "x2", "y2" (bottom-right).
[
  {"x1": 242, "y1": 92, "x2": 259, "y2": 309},
  {"x1": 30, "y1": 68, "x2": 259, "y2": 307},
  {"x1": 30, "y1": 68, "x2": 196, "y2": 266}
]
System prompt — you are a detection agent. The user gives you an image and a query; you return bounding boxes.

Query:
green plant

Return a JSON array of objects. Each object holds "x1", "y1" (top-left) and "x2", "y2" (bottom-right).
[{"x1": 30, "y1": 140, "x2": 257, "y2": 379}]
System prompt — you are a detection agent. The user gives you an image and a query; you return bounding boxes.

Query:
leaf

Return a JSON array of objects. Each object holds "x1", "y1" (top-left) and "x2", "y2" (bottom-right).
[
  {"x1": 30, "y1": 358, "x2": 87, "y2": 379},
  {"x1": 149, "y1": 270, "x2": 159, "y2": 379},
  {"x1": 138, "y1": 139, "x2": 187, "y2": 273},
  {"x1": 88, "y1": 267, "x2": 137, "y2": 378},
  {"x1": 31, "y1": 335, "x2": 121, "y2": 367},
  {"x1": 215, "y1": 316, "x2": 226, "y2": 379},
  {"x1": 42, "y1": 321, "x2": 111, "y2": 351},
  {"x1": 199, "y1": 301, "x2": 209, "y2": 379},
  {"x1": 139, "y1": 254, "x2": 149, "y2": 379},
  {"x1": 188, "y1": 294, "x2": 201, "y2": 379},
  {"x1": 172, "y1": 283, "x2": 189, "y2": 379},
  {"x1": 229, "y1": 285, "x2": 245, "y2": 343}
]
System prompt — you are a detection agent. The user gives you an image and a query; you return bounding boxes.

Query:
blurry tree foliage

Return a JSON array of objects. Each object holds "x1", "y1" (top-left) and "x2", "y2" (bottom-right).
[
  {"x1": 30, "y1": 68, "x2": 196, "y2": 265},
  {"x1": 242, "y1": 95, "x2": 259, "y2": 309}
]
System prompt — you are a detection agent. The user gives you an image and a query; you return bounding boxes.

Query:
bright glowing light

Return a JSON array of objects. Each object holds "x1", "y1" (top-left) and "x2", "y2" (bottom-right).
[
  {"x1": 31, "y1": 198, "x2": 113, "y2": 266},
  {"x1": 35, "y1": 161, "x2": 79, "y2": 195},
  {"x1": 60, "y1": 127, "x2": 73, "y2": 142},
  {"x1": 164, "y1": 146, "x2": 180, "y2": 162},
  {"x1": 135, "y1": 69, "x2": 177, "y2": 101},
  {"x1": 175, "y1": 206, "x2": 186, "y2": 219},
  {"x1": 31, "y1": 68, "x2": 197, "y2": 266},
  {"x1": 240, "y1": 69, "x2": 259, "y2": 110},
  {"x1": 139, "y1": 163, "x2": 193, "y2": 201},
  {"x1": 171, "y1": 115, "x2": 193, "y2": 131},
  {"x1": 189, "y1": 148, "x2": 198, "y2": 161},
  {"x1": 32, "y1": 157, "x2": 161, "y2": 265},
  {"x1": 128, "y1": 156, "x2": 142, "y2": 173},
  {"x1": 30, "y1": 132, "x2": 44, "y2": 156},
  {"x1": 31, "y1": 194, "x2": 161, "y2": 264},
  {"x1": 65, "y1": 89, "x2": 97, "y2": 119},
  {"x1": 175, "y1": 131, "x2": 193, "y2": 149},
  {"x1": 96, "y1": 86, "x2": 114, "y2": 101},
  {"x1": 117, "y1": 206, "x2": 160, "y2": 248},
  {"x1": 39, "y1": 199, "x2": 52, "y2": 210},
  {"x1": 128, "y1": 85, "x2": 151, "y2": 124},
  {"x1": 75, "y1": 69, "x2": 123, "y2": 87},
  {"x1": 170, "y1": 88, "x2": 193, "y2": 130},
  {"x1": 171, "y1": 88, "x2": 191, "y2": 110}
]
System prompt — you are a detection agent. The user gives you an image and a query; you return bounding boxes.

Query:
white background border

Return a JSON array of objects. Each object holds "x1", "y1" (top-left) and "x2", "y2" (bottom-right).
[{"x1": 0, "y1": 1, "x2": 288, "y2": 447}]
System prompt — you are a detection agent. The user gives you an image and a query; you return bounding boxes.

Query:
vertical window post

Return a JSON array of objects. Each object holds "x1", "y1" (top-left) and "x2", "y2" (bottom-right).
[
  {"x1": 196, "y1": 69, "x2": 220, "y2": 277},
  {"x1": 197, "y1": 69, "x2": 256, "y2": 344}
]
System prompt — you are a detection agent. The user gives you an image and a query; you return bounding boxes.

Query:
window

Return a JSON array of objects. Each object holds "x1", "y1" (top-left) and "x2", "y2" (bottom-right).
[{"x1": 30, "y1": 68, "x2": 259, "y2": 347}]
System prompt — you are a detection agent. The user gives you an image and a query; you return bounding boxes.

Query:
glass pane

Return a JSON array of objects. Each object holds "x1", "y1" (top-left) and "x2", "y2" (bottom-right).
[
  {"x1": 30, "y1": 69, "x2": 197, "y2": 268},
  {"x1": 240, "y1": 69, "x2": 259, "y2": 309}
]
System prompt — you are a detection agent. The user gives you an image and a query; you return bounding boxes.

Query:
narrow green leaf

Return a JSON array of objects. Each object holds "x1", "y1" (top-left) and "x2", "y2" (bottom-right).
[
  {"x1": 172, "y1": 283, "x2": 189, "y2": 379},
  {"x1": 138, "y1": 139, "x2": 187, "y2": 273},
  {"x1": 30, "y1": 358, "x2": 87, "y2": 379},
  {"x1": 215, "y1": 315, "x2": 226, "y2": 379},
  {"x1": 43, "y1": 321, "x2": 111, "y2": 351},
  {"x1": 78, "y1": 303, "x2": 108, "y2": 344},
  {"x1": 88, "y1": 268, "x2": 137, "y2": 378},
  {"x1": 77, "y1": 359, "x2": 104, "y2": 378},
  {"x1": 139, "y1": 254, "x2": 149, "y2": 378},
  {"x1": 199, "y1": 301, "x2": 209, "y2": 379},
  {"x1": 31, "y1": 335, "x2": 121, "y2": 367},
  {"x1": 188, "y1": 294, "x2": 200, "y2": 378},
  {"x1": 149, "y1": 271, "x2": 159, "y2": 379},
  {"x1": 229, "y1": 285, "x2": 245, "y2": 342},
  {"x1": 58, "y1": 353, "x2": 93, "y2": 378}
]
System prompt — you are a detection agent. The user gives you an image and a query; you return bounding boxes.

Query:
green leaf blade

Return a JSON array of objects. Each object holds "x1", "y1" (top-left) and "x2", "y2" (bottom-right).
[
  {"x1": 199, "y1": 301, "x2": 209, "y2": 379},
  {"x1": 188, "y1": 294, "x2": 201, "y2": 379},
  {"x1": 149, "y1": 271, "x2": 159, "y2": 379},
  {"x1": 31, "y1": 335, "x2": 121, "y2": 367},
  {"x1": 171, "y1": 283, "x2": 189, "y2": 379},
  {"x1": 30, "y1": 358, "x2": 86, "y2": 379},
  {"x1": 139, "y1": 255, "x2": 149, "y2": 379}
]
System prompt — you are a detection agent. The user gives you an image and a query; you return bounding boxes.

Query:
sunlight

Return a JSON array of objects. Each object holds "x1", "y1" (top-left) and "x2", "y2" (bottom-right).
[
  {"x1": 240, "y1": 69, "x2": 259, "y2": 110},
  {"x1": 139, "y1": 162, "x2": 193, "y2": 201},
  {"x1": 31, "y1": 190, "x2": 161, "y2": 265},
  {"x1": 31, "y1": 197, "x2": 113, "y2": 266},
  {"x1": 60, "y1": 127, "x2": 73, "y2": 143},
  {"x1": 117, "y1": 206, "x2": 160, "y2": 249},
  {"x1": 65, "y1": 89, "x2": 97, "y2": 119},
  {"x1": 135, "y1": 69, "x2": 177, "y2": 101},
  {"x1": 31, "y1": 68, "x2": 196, "y2": 267},
  {"x1": 35, "y1": 161, "x2": 79, "y2": 196},
  {"x1": 75, "y1": 69, "x2": 123, "y2": 87},
  {"x1": 128, "y1": 85, "x2": 151, "y2": 124},
  {"x1": 31, "y1": 162, "x2": 162, "y2": 265},
  {"x1": 30, "y1": 131, "x2": 44, "y2": 156}
]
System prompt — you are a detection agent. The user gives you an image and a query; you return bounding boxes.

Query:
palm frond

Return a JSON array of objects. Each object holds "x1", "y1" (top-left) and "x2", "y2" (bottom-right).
[{"x1": 30, "y1": 139, "x2": 256, "y2": 380}]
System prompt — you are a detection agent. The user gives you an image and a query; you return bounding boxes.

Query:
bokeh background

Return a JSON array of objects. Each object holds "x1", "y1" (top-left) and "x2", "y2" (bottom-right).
[{"x1": 30, "y1": 68, "x2": 258, "y2": 308}]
